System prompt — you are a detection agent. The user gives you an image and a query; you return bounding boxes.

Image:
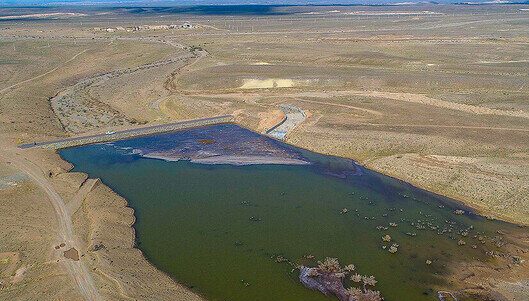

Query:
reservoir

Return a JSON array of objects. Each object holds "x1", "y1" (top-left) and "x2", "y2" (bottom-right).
[{"x1": 59, "y1": 124, "x2": 523, "y2": 301}]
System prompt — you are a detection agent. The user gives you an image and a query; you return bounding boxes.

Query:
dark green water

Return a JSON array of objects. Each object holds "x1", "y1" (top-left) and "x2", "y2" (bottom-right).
[{"x1": 60, "y1": 125, "x2": 520, "y2": 301}]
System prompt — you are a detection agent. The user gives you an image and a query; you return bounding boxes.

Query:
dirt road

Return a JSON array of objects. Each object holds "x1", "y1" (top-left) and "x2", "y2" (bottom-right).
[{"x1": 0, "y1": 147, "x2": 102, "y2": 301}]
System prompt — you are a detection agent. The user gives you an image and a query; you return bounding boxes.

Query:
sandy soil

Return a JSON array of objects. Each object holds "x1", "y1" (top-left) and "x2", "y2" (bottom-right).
[
  {"x1": 256, "y1": 109, "x2": 285, "y2": 132},
  {"x1": 442, "y1": 229, "x2": 529, "y2": 300},
  {"x1": 0, "y1": 252, "x2": 20, "y2": 280},
  {"x1": 0, "y1": 158, "x2": 84, "y2": 300},
  {"x1": 240, "y1": 78, "x2": 296, "y2": 89}
]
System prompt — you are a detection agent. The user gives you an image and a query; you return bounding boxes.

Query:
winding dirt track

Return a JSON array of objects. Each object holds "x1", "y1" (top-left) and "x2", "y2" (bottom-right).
[{"x1": 0, "y1": 148, "x2": 102, "y2": 301}]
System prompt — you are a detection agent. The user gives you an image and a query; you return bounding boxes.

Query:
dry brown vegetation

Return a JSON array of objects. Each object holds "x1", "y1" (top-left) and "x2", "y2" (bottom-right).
[{"x1": 1, "y1": 4, "x2": 528, "y2": 300}]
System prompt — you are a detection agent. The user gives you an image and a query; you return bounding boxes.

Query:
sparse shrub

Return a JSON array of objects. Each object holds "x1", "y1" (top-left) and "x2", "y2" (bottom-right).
[
  {"x1": 347, "y1": 287, "x2": 383, "y2": 301},
  {"x1": 351, "y1": 273, "x2": 362, "y2": 283},
  {"x1": 362, "y1": 275, "x2": 377, "y2": 287},
  {"x1": 388, "y1": 243, "x2": 399, "y2": 254},
  {"x1": 344, "y1": 264, "x2": 355, "y2": 272},
  {"x1": 317, "y1": 257, "x2": 342, "y2": 273}
]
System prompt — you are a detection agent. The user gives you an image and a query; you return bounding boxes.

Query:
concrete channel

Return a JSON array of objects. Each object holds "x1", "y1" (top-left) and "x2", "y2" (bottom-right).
[
  {"x1": 19, "y1": 115, "x2": 234, "y2": 150},
  {"x1": 266, "y1": 104, "x2": 306, "y2": 140}
]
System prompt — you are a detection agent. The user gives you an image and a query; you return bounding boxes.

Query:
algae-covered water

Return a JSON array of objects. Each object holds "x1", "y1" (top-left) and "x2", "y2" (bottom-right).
[{"x1": 60, "y1": 124, "x2": 520, "y2": 301}]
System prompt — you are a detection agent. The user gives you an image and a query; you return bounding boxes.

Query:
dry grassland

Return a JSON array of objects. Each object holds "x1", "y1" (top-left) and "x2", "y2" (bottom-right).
[{"x1": 1, "y1": 4, "x2": 528, "y2": 300}]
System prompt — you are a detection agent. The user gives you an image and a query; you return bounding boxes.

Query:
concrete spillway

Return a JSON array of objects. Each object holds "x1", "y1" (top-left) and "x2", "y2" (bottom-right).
[{"x1": 266, "y1": 104, "x2": 306, "y2": 140}]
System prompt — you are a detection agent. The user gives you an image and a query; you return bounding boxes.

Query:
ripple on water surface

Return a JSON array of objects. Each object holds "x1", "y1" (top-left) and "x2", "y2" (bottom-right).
[{"x1": 60, "y1": 124, "x2": 527, "y2": 301}]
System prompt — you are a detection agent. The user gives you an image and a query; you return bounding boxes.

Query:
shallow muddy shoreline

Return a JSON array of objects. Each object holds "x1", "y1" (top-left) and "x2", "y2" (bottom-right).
[{"x1": 143, "y1": 153, "x2": 310, "y2": 165}]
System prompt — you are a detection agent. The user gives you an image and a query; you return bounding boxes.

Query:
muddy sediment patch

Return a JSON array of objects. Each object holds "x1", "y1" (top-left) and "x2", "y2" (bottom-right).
[{"x1": 63, "y1": 248, "x2": 79, "y2": 261}]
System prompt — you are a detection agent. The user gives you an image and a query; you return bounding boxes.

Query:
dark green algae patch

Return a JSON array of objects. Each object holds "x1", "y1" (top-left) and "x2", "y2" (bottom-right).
[{"x1": 59, "y1": 124, "x2": 525, "y2": 301}]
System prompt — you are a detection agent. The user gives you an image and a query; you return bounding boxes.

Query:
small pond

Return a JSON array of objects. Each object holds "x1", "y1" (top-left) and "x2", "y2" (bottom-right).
[{"x1": 60, "y1": 124, "x2": 521, "y2": 301}]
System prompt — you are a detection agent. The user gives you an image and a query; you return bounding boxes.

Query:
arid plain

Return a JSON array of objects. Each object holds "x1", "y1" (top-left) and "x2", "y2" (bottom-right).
[{"x1": 1, "y1": 4, "x2": 528, "y2": 301}]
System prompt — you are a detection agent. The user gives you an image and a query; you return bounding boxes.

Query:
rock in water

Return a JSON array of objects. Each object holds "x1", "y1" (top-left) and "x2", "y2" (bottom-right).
[{"x1": 299, "y1": 266, "x2": 349, "y2": 301}]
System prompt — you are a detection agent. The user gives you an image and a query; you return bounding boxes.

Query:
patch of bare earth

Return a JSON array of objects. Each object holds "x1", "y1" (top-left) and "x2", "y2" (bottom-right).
[{"x1": 257, "y1": 109, "x2": 285, "y2": 132}]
